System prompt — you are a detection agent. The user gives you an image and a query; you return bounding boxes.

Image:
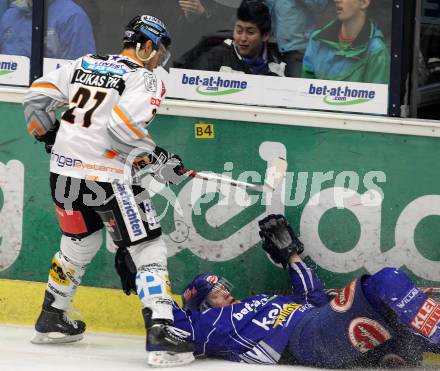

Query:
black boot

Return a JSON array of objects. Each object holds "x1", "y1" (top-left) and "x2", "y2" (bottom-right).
[
  {"x1": 142, "y1": 307, "x2": 195, "y2": 366},
  {"x1": 31, "y1": 291, "x2": 86, "y2": 344}
]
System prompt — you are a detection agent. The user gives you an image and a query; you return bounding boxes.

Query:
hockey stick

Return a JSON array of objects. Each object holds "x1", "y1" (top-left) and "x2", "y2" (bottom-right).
[{"x1": 188, "y1": 157, "x2": 287, "y2": 193}]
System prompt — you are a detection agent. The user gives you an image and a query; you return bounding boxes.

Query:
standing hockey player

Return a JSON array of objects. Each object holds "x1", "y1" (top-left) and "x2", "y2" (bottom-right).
[
  {"x1": 169, "y1": 215, "x2": 440, "y2": 367},
  {"x1": 23, "y1": 15, "x2": 194, "y2": 367}
]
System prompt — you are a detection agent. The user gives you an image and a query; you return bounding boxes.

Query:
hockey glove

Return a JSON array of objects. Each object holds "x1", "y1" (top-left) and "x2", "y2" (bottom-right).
[
  {"x1": 258, "y1": 214, "x2": 304, "y2": 269},
  {"x1": 134, "y1": 146, "x2": 187, "y2": 185},
  {"x1": 115, "y1": 247, "x2": 137, "y2": 295},
  {"x1": 34, "y1": 119, "x2": 60, "y2": 154}
]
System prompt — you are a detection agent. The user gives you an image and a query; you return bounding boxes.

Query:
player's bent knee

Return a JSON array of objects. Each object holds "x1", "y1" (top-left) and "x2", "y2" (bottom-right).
[
  {"x1": 128, "y1": 237, "x2": 168, "y2": 269},
  {"x1": 60, "y1": 229, "x2": 103, "y2": 266}
]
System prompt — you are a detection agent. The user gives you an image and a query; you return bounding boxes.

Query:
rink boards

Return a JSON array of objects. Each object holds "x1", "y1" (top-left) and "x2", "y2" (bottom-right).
[{"x1": 1, "y1": 96, "x2": 440, "y2": 334}]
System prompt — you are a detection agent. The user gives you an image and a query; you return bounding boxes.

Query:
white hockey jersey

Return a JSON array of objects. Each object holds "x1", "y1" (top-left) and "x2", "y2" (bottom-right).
[{"x1": 24, "y1": 53, "x2": 165, "y2": 182}]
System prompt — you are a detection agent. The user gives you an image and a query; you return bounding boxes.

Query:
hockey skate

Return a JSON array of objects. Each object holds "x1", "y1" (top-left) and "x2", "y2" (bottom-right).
[
  {"x1": 31, "y1": 291, "x2": 86, "y2": 344},
  {"x1": 142, "y1": 308, "x2": 195, "y2": 367}
]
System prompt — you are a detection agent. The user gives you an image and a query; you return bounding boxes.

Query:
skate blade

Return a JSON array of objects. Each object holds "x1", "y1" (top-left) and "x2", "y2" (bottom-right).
[
  {"x1": 31, "y1": 331, "x2": 84, "y2": 344},
  {"x1": 147, "y1": 351, "x2": 195, "y2": 367}
]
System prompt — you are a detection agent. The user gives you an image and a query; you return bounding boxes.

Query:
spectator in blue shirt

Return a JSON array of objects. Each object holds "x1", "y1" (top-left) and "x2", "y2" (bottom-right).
[
  {"x1": 0, "y1": 0, "x2": 96, "y2": 60},
  {"x1": 264, "y1": 0, "x2": 328, "y2": 77}
]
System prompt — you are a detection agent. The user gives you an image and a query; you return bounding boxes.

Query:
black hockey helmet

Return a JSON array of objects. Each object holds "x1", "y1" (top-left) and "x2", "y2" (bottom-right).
[{"x1": 124, "y1": 15, "x2": 171, "y2": 50}]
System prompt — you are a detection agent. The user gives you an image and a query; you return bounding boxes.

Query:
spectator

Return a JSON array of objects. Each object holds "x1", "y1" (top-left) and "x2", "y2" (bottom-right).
[
  {"x1": 118, "y1": 0, "x2": 236, "y2": 68},
  {"x1": 302, "y1": 0, "x2": 390, "y2": 83},
  {"x1": 264, "y1": 0, "x2": 328, "y2": 77},
  {"x1": 187, "y1": 0, "x2": 285, "y2": 76},
  {"x1": 0, "y1": 0, "x2": 96, "y2": 60}
]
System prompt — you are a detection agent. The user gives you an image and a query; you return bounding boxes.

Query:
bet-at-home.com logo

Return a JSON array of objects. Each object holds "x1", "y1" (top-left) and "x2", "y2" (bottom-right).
[
  {"x1": 0, "y1": 61, "x2": 18, "y2": 75},
  {"x1": 181, "y1": 73, "x2": 247, "y2": 96},
  {"x1": 308, "y1": 83, "x2": 376, "y2": 106}
]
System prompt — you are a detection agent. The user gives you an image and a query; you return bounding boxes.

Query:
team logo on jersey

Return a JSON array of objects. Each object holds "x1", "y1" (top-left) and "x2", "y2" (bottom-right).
[
  {"x1": 349, "y1": 317, "x2": 391, "y2": 353},
  {"x1": 233, "y1": 297, "x2": 270, "y2": 322},
  {"x1": 150, "y1": 97, "x2": 161, "y2": 106},
  {"x1": 273, "y1": 303, "x2": 302, "y2": 328},
  {"x1": 330, "y1": 280, "x2": 356, "y2": 313},
  {"x1": 144, "y1": 72, "x2": 157, "y2": 92},
  {"x1": 411, "y1": 298, "x2": 440, "y2": 337},
  {"x1": 82, "y1": 59, "x2": 127, "y2": 76}
]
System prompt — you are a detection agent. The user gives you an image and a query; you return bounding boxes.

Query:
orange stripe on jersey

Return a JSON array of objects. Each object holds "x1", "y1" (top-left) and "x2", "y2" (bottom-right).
[
  {"x1": 31, "y1": 82, "x2": 60, "y2": 91},
  {"x1": 120, "y1": 51, "x2": 143, "y2": 67},
  {"x1": 28, "y1": 120, "x2": 45, "y2": 136},
  {"x1": 104, "y1": 149, "x2": 119, "y2": 159},
  {"x1": 113, "y1": 105, "x2": 144, "y2": 139}
]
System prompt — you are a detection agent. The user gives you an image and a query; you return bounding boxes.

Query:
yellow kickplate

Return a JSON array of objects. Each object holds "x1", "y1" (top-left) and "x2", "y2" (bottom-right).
[
  {"x1": 0, "y1": 279, "x2": 182, "y2": 336},
  {"x1": 423, "y1": 352, "x2": 440, "y2": 368}
]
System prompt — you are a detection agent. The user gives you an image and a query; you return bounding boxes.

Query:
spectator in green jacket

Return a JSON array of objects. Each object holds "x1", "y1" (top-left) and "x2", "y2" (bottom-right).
[{"x1": 302, "y1": 0, "x2": 390, "y2": 83}]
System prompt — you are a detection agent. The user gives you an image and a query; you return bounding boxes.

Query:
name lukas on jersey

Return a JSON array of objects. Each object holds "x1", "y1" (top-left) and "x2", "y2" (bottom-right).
[{"x1": 72, "y1": 69, "x2": 125, "y2": 94}]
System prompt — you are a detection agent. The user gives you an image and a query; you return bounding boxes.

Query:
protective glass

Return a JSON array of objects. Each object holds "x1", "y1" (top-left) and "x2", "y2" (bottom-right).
[{"x1": 158, "y1": 45, "x2": 171, "y2": 66}]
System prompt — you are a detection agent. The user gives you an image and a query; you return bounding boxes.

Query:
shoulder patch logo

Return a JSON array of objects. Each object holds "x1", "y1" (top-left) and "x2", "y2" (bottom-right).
[
  {"x1": 330, "y1": 279, "x2": 356, "y2": 313},
  {"x1": 144, "y1": 72, "x2": 157, "y2": 92}
]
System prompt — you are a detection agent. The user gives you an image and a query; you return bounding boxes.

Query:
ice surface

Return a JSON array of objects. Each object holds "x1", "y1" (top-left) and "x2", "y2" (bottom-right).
[
  {"x1": 0, "y1": 324, "x2": 302, "y2": 371},
  {"x1": 0, "y1": 324, "x2": 417, "y2": 371}
]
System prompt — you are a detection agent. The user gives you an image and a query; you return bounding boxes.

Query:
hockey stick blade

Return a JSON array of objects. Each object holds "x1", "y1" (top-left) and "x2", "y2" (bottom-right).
[{"x1": 264, "y1": 156, "x2": 287, "y2": 191}]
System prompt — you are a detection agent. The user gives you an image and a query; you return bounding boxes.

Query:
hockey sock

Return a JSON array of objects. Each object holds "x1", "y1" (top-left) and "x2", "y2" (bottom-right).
[
  {"x1": 135, "y1": 264, "x2": 173, "y2": 322},
  {"x1": 46, "y1": 250, "x2": 85, "y2": 311}
]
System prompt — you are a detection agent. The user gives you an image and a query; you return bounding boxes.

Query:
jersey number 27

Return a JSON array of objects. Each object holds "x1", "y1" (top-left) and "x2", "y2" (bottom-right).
[{"x1": 62, "y1": 87, "x2": 107, "y2": 128}]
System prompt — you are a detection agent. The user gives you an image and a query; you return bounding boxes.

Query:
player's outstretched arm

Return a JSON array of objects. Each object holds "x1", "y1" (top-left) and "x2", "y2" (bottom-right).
[{"x1": 258, "y1": 214, "x2": 328, "y2": 306}]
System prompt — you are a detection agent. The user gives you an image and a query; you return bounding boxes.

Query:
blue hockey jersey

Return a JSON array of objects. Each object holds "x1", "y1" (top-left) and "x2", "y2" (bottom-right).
[
  {"x1": 172, "y1": 261, "x2": 328, "y2": 364},
  {"x1": 172, "y1": 263, "x2": 440, "y2": 367}
]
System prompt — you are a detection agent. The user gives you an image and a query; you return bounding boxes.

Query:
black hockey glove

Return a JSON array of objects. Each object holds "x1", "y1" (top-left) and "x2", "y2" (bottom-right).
[
  {"x1": 115, "y1": 247, "x2": 137, "y2": 295},
  {"x1": 258, "y1": 214, "x2": 304, "y2": 269},
  {"x1": 34, "y1": 119, "x2": 60, "y2": 154},
  {"x1": 135, "y1": 146, "x2": 187, "y2": 185}
]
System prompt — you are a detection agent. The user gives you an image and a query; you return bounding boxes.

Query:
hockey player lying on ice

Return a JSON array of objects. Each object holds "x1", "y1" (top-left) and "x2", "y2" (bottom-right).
[{"x1": 161, "y1": 214, "x2": 440, "y2": 368}]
